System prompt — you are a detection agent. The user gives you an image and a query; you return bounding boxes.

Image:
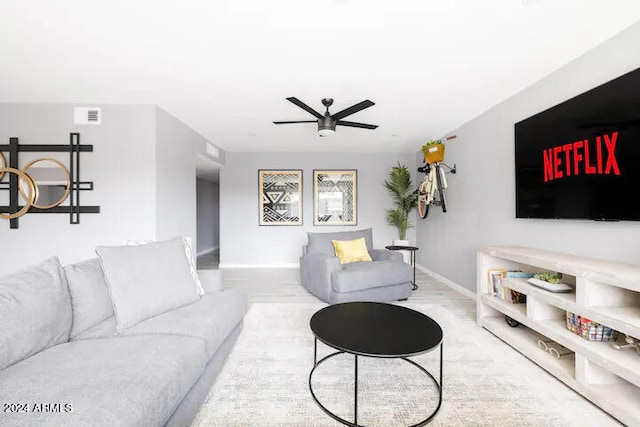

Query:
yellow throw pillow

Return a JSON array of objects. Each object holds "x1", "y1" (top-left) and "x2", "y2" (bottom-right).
[{"x1": 331, "y1": 237, "x2": 372, "y2": 264}]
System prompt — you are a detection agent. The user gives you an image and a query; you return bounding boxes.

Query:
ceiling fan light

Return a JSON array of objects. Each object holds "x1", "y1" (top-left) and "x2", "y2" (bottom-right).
[{"x1": 318, "y1": 128, "x2": 336, "y2": 137}]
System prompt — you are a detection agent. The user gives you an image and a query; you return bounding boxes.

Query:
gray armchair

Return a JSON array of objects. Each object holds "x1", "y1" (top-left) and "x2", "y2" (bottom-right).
[{"x1": 300, "y1": 228, "x2": 413, "y2": 303}]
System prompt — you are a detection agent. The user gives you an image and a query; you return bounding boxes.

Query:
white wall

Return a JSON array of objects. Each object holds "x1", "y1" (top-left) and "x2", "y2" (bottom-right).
[
  {"x1": 416, "y1": 22, "x2": 640, "y2": 293},
  {"x1": 196, "y1": 177, "x2": 219, "y2": 254},
  {"x1": 154, "y1": 107, "x2": 202, "y2": 248},
  {"x1": 0, "y1": 104, "x2": 213, "y2": 275},
  {"x1": 219, "y1": 151, "x2": 417, "y2": 267},
  {"x1": 0, "y1": 104, "x2": 157, "y2": 274}
]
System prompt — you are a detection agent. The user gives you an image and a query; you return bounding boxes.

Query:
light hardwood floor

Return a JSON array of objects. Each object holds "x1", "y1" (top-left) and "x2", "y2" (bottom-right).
[{"x1": 214, "y1": 265, "x2": 477, "y2": 321}]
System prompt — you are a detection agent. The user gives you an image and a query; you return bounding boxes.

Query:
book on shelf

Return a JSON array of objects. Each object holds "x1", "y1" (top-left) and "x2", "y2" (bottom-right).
[
  {"x1": 504, "y1": 271, "x2": 535, "y2": 279},
  {"x1": 486, "y1": 268, "x2": 526, "y2": 303},
  {"x1": 486, "y1": 268, "x2": 507, "y2": 295}
]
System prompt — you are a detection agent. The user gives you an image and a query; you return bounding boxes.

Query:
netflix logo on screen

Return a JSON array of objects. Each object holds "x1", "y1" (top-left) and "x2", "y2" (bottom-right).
[
  {"x1": 515, "y1": 66, "x2": 640, "y2": 220},
  {"x1": 542, "y1": 131, "x2": 621, "y2": 182}
]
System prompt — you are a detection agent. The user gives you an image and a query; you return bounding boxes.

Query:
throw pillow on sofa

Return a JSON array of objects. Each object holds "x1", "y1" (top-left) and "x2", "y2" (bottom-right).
[
  {"x1": 307, "y1": 228, "x2": 373, "y2": 255},
  {"x1": 122, "y1": 236, "x2": 204, "y2": 296},
  {"x1": 331, "y1": 237, "x2": 373, "y2": 264},
  {"x1": 64, "y1": 258, "x2": 117, "y2": 340},
  {"x1": 0, "y1": 257, "x2": 72, "y2": 370},
  {"x1": 96, "y1": 237, "x2": 201, "y2": 332}
]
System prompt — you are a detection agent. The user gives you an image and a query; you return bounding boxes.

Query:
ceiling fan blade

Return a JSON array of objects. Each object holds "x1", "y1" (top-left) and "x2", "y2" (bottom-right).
[
  {"x1": 273, "y1": 120, "x2": 317, "y2": 124},
  {"x1": 336, "y1": 120, "x2": 378, "y2": 130},
  {"x1": 331, "y1": 100, "x2": 375, "y2": 121},
  {"x1": 286, "y1": 97, "x2": 323, "y2": 118}
]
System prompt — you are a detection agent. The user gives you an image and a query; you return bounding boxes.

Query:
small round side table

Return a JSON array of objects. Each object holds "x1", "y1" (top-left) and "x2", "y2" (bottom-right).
[{"x1": 385, "y1": 245, "x2": 419, "y2": 290}]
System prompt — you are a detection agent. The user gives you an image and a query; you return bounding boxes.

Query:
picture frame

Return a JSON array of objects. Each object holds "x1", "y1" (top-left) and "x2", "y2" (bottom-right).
[
  {"x1": 258, "y1": 170, "x2": 303, "y2": 226},
  {"x1": 487, "y1": 268, "x2": 507, "y2": 296},
  {"x1": 313, "y1": 170, "x2": 357, "y2": 226}
]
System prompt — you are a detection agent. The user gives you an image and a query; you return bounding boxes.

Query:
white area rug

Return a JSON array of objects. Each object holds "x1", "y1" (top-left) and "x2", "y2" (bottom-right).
[{"x1": 191, "y1": 302, "x2": 619, "y2": 426}]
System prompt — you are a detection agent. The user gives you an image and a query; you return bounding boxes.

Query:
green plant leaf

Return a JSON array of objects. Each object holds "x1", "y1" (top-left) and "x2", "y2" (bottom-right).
[
  {"x1": 384, "y1": 162, "x2": 418, "y2": 239},
  {"x1": 534, "y1": 271, "x2": 562, "y2": 284}
]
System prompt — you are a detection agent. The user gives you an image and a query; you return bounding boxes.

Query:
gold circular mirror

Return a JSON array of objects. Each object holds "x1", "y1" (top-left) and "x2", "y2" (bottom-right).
[
  {"x1": 0, "y1": 152, "x2": 6, "y2": 180},
  {"x1": 20, "y1": 158, "x2": 71, "y2": 209},
  {"x1": 0, "y1": 167, "x2": 37, "y2": 219}
]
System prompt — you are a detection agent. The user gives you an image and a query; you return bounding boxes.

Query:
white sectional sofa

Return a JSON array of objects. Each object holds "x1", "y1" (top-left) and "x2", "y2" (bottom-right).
[{"x1": 0, "y1": 237, "x2": 247, "y2": 427}]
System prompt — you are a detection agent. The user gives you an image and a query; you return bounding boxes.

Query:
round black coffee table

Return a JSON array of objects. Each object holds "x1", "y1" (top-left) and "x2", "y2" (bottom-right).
[{"x1": 309, "y1": 302, "x2": 443, "y2": 426}]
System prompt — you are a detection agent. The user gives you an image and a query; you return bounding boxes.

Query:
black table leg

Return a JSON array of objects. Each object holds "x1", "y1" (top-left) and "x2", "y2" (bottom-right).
[
  {"x1": 354, "y1": 354, "x2": 358, "y2": 425},
  {"x1": 412, "y1": 251, "x2": 418, "y2": 290},
  {"x1": 309, "y1": 348, "x2": 442, "y2": 426}
]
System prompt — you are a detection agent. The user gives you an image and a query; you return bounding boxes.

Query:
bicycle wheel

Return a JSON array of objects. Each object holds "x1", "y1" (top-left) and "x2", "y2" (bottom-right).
[
  {"x1": 418, "y1": 188, "x2": 430, "y2": 218},
  {"x1": 435, "y1": 164, "x2": 447, "y2": 213}
]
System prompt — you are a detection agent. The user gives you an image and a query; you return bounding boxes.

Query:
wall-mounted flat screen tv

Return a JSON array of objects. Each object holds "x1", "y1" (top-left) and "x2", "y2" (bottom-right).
[{"x1": 515, "y1": 67, "x2": 640, "y2": 221}]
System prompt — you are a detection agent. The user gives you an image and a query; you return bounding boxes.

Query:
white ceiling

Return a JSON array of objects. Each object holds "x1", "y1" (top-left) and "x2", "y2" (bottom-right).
[{"x1": 1, "y1": 1, "x2": 640, "y2": 153}]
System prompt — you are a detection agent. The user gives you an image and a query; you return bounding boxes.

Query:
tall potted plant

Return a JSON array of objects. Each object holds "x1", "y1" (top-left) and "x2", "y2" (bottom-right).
[{"x1": 384, "y1": 162, "x2": 419, "y2": 244}]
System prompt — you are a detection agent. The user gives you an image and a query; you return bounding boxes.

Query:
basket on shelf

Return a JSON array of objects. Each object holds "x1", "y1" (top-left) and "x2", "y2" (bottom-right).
[
  {"x1": 565, "y1": 311, "x2": 618, "y2": 342},
  {"x1": 421, "y1": 142, "x2": 445, "y2": 164}
]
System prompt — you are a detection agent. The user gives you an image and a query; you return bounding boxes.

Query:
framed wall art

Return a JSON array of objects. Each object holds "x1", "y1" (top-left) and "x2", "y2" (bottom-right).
[
  {"x1": 313, "y1": 169, "x2": 357, "y2": 225},
  {"x1": 258, "y1": 169, "x2": 303, "y2": 226}
]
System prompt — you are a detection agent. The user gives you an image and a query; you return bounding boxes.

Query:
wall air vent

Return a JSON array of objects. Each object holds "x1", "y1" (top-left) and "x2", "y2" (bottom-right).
[
  {"x1": 206, "y1": 142, "x2": 219, "y2": 159},
  {"x1": 74, "y1": 107, "x2": 101, "y2": 125}
]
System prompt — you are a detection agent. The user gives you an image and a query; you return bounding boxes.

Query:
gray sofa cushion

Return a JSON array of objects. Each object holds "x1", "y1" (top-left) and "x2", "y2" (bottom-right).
[
  {"x1": 369, "y1": 248, "x2": 403, "y2": 262},
  {"x1": 72, "y1": 316, "x2": 117, "y2": 341},
  {"x1": 96, "y1": 237, "x2": 201, "y2": 332},
  {"x1": 0, "y1": 257, "x2": 71, "y2": 371},
  {"x1": 307, "y1": 228, "x2": 373, "y2": 255},
  {"x1": 64, "y1": 258, "x2": 116, "y2": 339},
  {"x1": 331, "y1": 260, "x2": 412, "y2": 293},
  {"x1": 198, "y1": 269, "x2": 224, "y2": 293},
  {"x1": 122, "y1": 288, "x2": 248, "y2": 358},
  {"x1": 0, "y1": 334, "x2": 208, "y2": 427}
]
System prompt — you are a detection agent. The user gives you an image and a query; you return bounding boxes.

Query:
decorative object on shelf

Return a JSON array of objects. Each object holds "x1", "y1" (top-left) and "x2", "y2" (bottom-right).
[
  {"x1": 383, "y1": 162, "x2": 418, "y2": 241},
  {"x1": 0, "y1": 134, "x2": 99, "y2": 229},
  {"x1": 505, "y1": 270, "x2": 535, "y2": 279},
  {"x1": 566, "y1": 312, "x2": 619, "y2": 342},
  {"x1": 527, "y1": 277, "x2": 573, "y2": 293},
  {"x1": 527, "y1": 271, "x2": 572, "y2": 293},
  {"x1": 487, "y1": 268, "x2": 507, "y2": 294},
  {"x1": 487, "y1": 268, "x2": 526, "y2": 303},
  {"x1": 612, "y1": 335, "x2": 640, "y2": 356},
  {"x1": 258, "y1": 170, "x2": 302, "y2": 226},
  {"x1": 313, "y1": 169, "x2": 356, "y2": 225},
  {"x1": 504, "y1": 315, "x2": 520, "y2": 328},
  {"x1": 537, "y1": 338, "x2": 573, "y2": 359},
  {"x1": 534, "y1": 271, "x2": 562, "y2": 283}
]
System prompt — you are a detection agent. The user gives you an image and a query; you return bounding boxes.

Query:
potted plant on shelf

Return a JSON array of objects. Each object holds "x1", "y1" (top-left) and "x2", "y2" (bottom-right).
[{"x1": 384, "y1": 162, "x2": 419, "y2": 246}]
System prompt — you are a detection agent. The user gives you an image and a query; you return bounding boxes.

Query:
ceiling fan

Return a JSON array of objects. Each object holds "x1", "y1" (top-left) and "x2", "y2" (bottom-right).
[{"x1": 273, "y1": 97, "x2": 378, "y2": 136}]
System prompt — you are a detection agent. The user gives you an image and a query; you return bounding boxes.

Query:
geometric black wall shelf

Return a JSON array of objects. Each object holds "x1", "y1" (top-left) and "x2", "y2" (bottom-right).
[{"x1": 0, "y1": 133, "x2": 100, "y2": 229}]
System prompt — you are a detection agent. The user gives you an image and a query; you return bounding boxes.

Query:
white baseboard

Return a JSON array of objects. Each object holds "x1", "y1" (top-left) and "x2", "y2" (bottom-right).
[
  {"x1": 416, "y1": 264, "x2": 476, "y2": 300},
  {"x1": 197, "y1": 246, "x2": 219, "y2": 257},
  {"x1": 219, "y1": 263, "x2": 299, "y2": 269}
]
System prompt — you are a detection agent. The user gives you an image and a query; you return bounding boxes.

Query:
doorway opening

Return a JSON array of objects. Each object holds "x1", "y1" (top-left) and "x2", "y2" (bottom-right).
[{"x1": 196, "y1": 155, "x2": 220, "y2": 269}]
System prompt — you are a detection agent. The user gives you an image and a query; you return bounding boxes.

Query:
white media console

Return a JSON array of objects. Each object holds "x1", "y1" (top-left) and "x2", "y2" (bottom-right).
[{"x1": 477, "y1": 246, "x2": 640, "y2": 425}]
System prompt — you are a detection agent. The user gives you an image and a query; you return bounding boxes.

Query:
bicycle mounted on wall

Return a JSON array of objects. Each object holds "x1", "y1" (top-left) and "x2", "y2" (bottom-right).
[{"x1": 417, "y1": 135, "x2": 457, "y2": 219}]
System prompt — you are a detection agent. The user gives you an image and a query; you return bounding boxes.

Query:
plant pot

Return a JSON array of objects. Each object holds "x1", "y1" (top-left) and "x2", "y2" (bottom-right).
[{"x1": 393, "y1": 239, "x2": 409, "y2": 246}]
